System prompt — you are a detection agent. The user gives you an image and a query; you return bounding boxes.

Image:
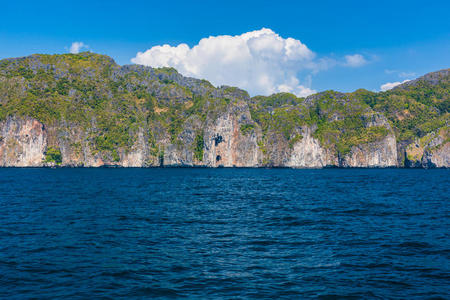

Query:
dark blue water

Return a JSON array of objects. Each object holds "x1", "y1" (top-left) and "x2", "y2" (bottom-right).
[{"x1": 0, "y1": 168, "x2": 449, "y2": 299}]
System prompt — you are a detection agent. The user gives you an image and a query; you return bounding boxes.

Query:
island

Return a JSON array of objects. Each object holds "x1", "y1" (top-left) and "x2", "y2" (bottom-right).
[{"x1": 0, "y1": 52, "x2": 448, "y2": 168}]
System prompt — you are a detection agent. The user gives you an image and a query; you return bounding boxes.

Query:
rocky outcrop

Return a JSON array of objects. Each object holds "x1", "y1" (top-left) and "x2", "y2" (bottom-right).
[
  {"x1": 162, "y1": 116, "x2": 202, "y2": 167},
  {"x1": 0, "y1": 112, "x2": 446, "y2": 168},
  {"x1": 286, "y1": 126, "x2": 335, "y2": 168},
  {"x1": 158, "y1": 101, "x2": 262, "y2": 167},
  {"x1": 0, "y1": 117, "x2": 47, "y2": 167},
  {"x1": 406, "y1": 127, "x2": 449, "y2": 168},
  {"x1": 342, "y1": 133, "x2": 397, "y2": 167},
  {"x1": 342, "y1": 113, "x2": 398, "y2": 167},
  {"x1": 286, "y1": 112, "x2": 399, "y2": 168},
  {"x1": 422, "y1": 143, "x2": 449, "y2": 168},
  {"x1": 203, "y1": 102, "x2": 261, "y2": 167},
  {"x1": 120, "y1": 128, "x2": 151, "y2": 167}
]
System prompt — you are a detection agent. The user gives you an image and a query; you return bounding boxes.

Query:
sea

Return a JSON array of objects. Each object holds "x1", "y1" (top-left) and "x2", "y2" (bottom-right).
[{"x1": 0, "y1": 168, "x2": 449, "y2": 299}]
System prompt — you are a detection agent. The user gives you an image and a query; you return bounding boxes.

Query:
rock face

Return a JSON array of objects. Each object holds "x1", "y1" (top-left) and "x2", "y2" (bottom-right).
[
  {"x1": 422, "y1": 143, "x2": 450, "y2": 168},
  {"x1": 0, "y1": 110, "x2": 402, "y2": 168},
  {"x1": 341, "y1": 113, "x2": 398, "y2": 167},
  {"x1": 0, "y1": 117, "x2": 47, "y2": 167},
  {"x1": 342, "y1": 133, "x2": 397, "y2": 167},
  {"x1": 203, "y1": 102, "x2": 261, "y2": 167},
  {"x1": 0, "y1": 111, "x2": 445, "y2": 169},
  {"x1": 286, "y1": 126, "x2": 334, "y2": 168},
  {"x1": 120, "y1": 129, "x2": 150, "y2": 167},
  {"x1": 406, "y1": 128, "x2": 450, "y2": 168}
]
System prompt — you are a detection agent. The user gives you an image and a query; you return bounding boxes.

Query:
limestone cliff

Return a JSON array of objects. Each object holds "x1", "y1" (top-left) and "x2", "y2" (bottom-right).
[
  {"x1": 0, "y1": 53, "x2": 448, "y2": 168},
  {"x1": 202, "y1": 101, "x2": 261, "y2": 167},
  {"x1": 0, "y1": 117, "x2": 46, "y2": 167},
  {"x1": 341, "y1": 113, "x2": 398, "y2": 167},
  {"x1": 286, "y1": 126, "x2": 333, "y2": 168},
  {"x1": 0, "y1": 109, "x2": 399, "y2": 168},
  {"x1": 342, "y1": 133, "x2": 397, "y2": 167},
  {"x1": 406, "y1": 127, "x2": 449, "y2": 168}
]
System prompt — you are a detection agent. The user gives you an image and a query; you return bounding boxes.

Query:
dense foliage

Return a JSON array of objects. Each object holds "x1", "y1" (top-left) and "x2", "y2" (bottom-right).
[
  {"x1": 193, "y1": 133, "x2": 204, "y2": 161},
  {"x1": 350, "y1": 77, "x2": 449, "y2": 142},
  {"x1": 44, "y1": 147, "x2": 62, "y2": 164}
]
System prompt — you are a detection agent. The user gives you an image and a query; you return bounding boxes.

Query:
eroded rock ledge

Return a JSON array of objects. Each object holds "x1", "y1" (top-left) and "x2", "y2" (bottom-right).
[{"x1": 1, "y1": 113, "x2": 442, "y2": 168}]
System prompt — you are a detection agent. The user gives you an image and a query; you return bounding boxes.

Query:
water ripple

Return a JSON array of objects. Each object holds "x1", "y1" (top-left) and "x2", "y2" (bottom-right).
[{"x1": 0, "y1": 168, "x2": 448, "y2": 299}]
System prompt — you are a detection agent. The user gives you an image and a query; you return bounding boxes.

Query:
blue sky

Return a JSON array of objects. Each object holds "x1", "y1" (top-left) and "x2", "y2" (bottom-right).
[{"x1": 1, "y1": 0, "x2": 449, "y2": 95}]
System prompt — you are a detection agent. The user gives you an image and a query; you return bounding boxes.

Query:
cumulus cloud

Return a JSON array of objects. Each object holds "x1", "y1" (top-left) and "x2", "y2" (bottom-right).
[
  {"x1": 132, "y1": 29, "x2": 367, "y2": 97},
  {"x1": 380, "y1": 79, "x2": 410, "y2": 91},
  {"x1": 132, "y1": 29, "x2": 317, "y2": 97},
  {"x1": 344, "y1": 54, "x2": 367, "y2": 67},
  {"x1": 69, "y1": 42, "x2": 88, "y2": 54}
]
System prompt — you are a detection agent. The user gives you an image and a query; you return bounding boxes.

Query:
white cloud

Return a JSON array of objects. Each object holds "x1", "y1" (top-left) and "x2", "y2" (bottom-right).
[
  {"x1": 344, "y1": 54, "x2": 367, "y2": 67},
  {"x1": 132, "y1": 29, "x2": 368, "y2": 97},
  {"x1": 69, "y1": 42, "x2": 88, "y2": 54},
  {"x1": 384, "y1": 69, "x2": 417, "y2": 79},
  {"x1": 380, "y1": 79, "x2": 410, "y2": 91},
  {"x1": 399, "y1": 71, "x2": 416, "y2": 78},
  {"x1": 132, "y1": 28, "x2": 317, "y2": 97}
]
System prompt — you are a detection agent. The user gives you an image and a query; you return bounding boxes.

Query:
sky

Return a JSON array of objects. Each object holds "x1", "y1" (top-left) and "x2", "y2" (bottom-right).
[{"x1": 1, "y1": 0, "x2": 449, "y2": 96}]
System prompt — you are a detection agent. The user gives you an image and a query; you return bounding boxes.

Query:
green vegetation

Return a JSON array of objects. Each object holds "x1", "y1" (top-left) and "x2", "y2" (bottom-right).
[
  {"x1": 288, "y1": 134, "x2": 303, "y2": 149},
  {"x1": 250, "y1": 105, "x2": 307, "y2": 139},
  {"x1": 194, "y1": 133, "x2": 204, "y2": 161},
  {"x1": 240, "y1": 123, "x2": 255, "y2": 135},
  {"x1": 350, "y1": 78, "x2": 449, "y2": 141},
  {"x1": 44, "y1": 147, "x2": 62, "y2": 165},
  {"x1": 252, "y1": 92, "x2": 304, "y2": 108}
]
